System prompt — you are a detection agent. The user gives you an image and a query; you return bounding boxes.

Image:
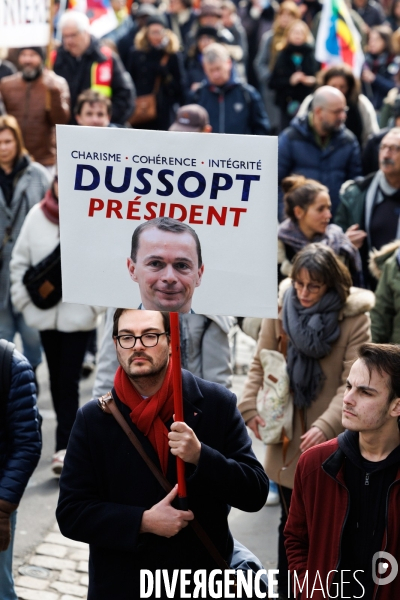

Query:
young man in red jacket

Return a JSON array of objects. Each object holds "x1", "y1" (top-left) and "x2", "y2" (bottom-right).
[{"x1": 285, "y1": 343, "x2": 400, "y2": 600}]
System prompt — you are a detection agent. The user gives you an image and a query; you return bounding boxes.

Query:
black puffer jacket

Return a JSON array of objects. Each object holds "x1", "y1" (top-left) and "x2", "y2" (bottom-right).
[{"x1": 0, "y1": 348, "x2": 41, "y2": 505}]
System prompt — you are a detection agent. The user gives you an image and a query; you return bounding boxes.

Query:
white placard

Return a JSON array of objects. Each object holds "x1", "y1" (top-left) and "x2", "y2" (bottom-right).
[
  {"x1": 0, "y1": 0, "x2": 50, "y2": 48},
  {"x1": 57, "y1": 125, "x2": 278, "y2": 317}
]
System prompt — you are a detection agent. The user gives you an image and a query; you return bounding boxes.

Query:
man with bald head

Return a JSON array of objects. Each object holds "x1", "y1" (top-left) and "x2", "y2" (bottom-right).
[
  {"x1": 278, "y1": 85, "x2": 362, "y2": 220},
  {"x1": 336, "y1": 127, "x2": 400, "y2": 288}
]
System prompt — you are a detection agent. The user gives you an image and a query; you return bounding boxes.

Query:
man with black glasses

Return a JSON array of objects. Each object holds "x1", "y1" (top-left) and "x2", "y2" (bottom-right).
[{"x1": 56, "y1": 308, "x2": 268, "y2": 600}]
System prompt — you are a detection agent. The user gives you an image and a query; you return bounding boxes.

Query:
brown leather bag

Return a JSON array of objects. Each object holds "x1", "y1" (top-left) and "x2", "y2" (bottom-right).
[{"x1": 129, "y1": 54, "x2": 169, "y2": 126}]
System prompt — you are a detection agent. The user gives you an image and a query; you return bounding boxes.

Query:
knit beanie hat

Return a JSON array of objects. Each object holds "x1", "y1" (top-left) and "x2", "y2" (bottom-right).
[{"x1": 18, "y1": 47, "x2": 45, "y2": 61}]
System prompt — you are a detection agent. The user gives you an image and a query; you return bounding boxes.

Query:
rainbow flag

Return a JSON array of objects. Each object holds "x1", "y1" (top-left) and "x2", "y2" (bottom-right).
[
  {"x1": 64, "y1": 0, "x2": 118, "y2": 37},
  {"x1": 315, "y1": 0, "x2": 364, "y2": 76}
]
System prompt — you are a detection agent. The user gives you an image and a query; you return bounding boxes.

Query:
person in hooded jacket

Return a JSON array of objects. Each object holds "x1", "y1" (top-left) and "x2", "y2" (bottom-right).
[
  {"x1": 127, "y1": 15, "x2": 187, "y2": 130},
  {"x1": 191, "y1": 43, "x2": 270, "y2": 134}
]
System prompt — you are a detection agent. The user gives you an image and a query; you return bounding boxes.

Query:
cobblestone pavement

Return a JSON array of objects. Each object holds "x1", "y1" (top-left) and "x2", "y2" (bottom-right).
[{"x1": 14, "y1": 328, "x2": 279, "y2": 599}]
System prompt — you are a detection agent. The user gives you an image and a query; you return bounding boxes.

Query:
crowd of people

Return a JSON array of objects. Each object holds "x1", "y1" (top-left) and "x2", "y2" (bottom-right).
[{"x1": 0, "y1": 0, "x2": 400, "y2": 597}]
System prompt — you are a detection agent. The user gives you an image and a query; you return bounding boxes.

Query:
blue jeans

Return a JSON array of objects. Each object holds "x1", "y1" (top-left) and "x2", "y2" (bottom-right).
[
  {"x1": 0, "y1": 300, "x2": 42, "y2": 368},
  {"x1": 0, "y1": 511, "x2": 17, "y2": 600}
]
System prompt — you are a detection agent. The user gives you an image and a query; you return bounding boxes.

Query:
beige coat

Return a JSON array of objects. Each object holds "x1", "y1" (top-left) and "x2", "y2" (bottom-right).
[{"x1": 238, "y1": 281, "x2": 374, "y2": 488}]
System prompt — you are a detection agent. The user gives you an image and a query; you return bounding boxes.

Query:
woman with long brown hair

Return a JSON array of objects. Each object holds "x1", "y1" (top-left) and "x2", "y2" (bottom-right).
[
  {"x1": 269, "y1": 19, "x2": 319, "y2": 130},
  {"x1": 0, "y1": 115, "x2": 50, "y2": 374},
  {"x1": 254, "y1": 1, "x2": 301, "y2": 133}
]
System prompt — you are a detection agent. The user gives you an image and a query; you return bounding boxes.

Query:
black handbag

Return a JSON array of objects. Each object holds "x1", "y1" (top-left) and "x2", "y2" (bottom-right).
[{"x1": 22, "y1": 244, "x2": 62, "y2": 310}]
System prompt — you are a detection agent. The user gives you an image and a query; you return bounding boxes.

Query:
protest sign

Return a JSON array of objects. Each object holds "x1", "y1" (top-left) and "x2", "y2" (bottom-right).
[
  {"x1": 56, "y1": 125, "x2": 278, "y2": 317},
  {"x1": 0, "y1": 0, "x2": 50, "y2": 47}
]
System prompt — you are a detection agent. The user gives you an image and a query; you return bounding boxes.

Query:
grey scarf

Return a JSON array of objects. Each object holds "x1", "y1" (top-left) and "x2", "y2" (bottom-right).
[{"x1": 282, "y1": 285, "x2": 342, "y2": 408}]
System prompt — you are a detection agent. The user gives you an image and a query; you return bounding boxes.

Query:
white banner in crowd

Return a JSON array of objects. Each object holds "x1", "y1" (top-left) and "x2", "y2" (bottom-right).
[
  {"x1": 0, "y1": 0, "x2": 50, "y2": 47},
  {"x1": 57, "y1": 125, "x2": 278, "y2": 318}
]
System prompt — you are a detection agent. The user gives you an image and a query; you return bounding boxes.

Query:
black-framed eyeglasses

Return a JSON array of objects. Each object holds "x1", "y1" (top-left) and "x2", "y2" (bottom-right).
[{"x1": 115, "y1": 332, "x2": 169, "y2": 349}]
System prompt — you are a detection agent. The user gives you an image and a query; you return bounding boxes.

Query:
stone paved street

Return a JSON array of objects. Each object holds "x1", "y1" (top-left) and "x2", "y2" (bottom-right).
[{"x1": 13, "y1": 327, "x2": 279, "y2": 599}]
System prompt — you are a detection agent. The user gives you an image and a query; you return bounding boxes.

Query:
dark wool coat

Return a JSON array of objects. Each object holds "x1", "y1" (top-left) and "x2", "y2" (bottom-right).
[
  {"x1": 269, "y1": 43, "x2": 319, "y2": 112},
  {"x1": 127, "y1": 44, "x2": 187, "y2": 131},
  {"x1": 56, "y1": 369, "x2": 269, "y2": 599}
]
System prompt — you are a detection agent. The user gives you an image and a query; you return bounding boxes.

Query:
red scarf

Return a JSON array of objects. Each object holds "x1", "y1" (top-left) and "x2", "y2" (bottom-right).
[
  {"x1": 40, "y1": 189, "x2": 59, "y2": 224},
  {"x1": 114, "y1": 361, "x2": 174, "y2": 475}
]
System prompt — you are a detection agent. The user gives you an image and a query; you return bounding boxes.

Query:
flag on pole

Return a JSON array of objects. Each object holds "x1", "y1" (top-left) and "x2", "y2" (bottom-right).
[
  {"x1": 315, "y1": 0, "x2": 365, "y2": 77},
  {"x1": 64, "y1": 0, "x2": 118, "y2": 37}
]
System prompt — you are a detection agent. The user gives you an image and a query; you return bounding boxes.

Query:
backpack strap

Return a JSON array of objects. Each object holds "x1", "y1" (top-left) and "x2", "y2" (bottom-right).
[{"x1": 0, "y1": 339, "x2": 15, "y2": 406}]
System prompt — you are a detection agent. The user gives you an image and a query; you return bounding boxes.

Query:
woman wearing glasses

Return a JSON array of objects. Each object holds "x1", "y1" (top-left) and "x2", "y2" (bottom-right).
[
  {"x1": 9, "y1": 174, "x2": 103, "y2": 477},
  {"x1": 239, "y1": 244, "x2": 373, "y2": 599}
]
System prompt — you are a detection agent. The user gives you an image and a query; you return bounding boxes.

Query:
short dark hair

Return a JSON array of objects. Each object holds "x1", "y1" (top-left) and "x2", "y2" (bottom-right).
[
  {"x1": 291, "y1": 244, "x2": 352, "y2": 304},
  {"x1": 112, "y1": 308, "x2": 170, "y2": 337},
  {"x1": 358, "y1": 343, "x2": 400, "y2": 403},
  {"x1": 130, "y1": 217, "x2": 202, "y2": 267},
  {"x1": 74, "y1": 89, "x2": 112, "y2": 117},
  {"x1": 282, "y1": 175, "x2": 328, "y2": 222}
]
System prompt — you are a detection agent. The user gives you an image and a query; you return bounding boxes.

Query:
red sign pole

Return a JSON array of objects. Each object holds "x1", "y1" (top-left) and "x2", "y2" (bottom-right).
[{"x1": 169, "y1": 312, "x2": 188, "y2": 510}]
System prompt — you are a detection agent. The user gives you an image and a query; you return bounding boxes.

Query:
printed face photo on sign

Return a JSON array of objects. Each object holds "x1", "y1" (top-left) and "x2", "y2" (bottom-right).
[
  {"x1": 56, "y1": 126, "x2": 278, "y2": 318},
  {"x1": 127, "y1": 218, "x2": 204, "y2": 313}
]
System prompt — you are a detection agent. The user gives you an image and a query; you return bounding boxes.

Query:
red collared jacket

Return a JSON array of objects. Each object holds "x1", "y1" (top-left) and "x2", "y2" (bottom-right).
[{"x1": 284, "y1": 438, "x2": 400, "y2": 600}]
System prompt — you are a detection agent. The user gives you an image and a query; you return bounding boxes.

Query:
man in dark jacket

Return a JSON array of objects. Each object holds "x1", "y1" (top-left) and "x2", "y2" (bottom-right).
[
  {"x1": 278, "y1": 85, "x2": 362, "y2": 220},
  {"x1": 285, "y1": 342, "x2": 400, "y2": 600},
  {"x1": 191, "y1": 43, "x2": 270, "y2": 136},
  {"x1": 335, "y1": 127, "x2": 400, "y2": 288},
  {"x1": 0, "y1": 341, "x2": 42, "y2": 599},
  {"x1": 54, "y1": 10, "x2": 135, "y2": 125},
  {"x1": 57, "y1": 309, "x2": 268, "y2": 600}
]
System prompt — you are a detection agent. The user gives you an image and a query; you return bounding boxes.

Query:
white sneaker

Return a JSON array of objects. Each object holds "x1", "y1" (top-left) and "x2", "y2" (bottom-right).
[{"x1": 51, "y1": 449, "x2": 66, "y2": 478}]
